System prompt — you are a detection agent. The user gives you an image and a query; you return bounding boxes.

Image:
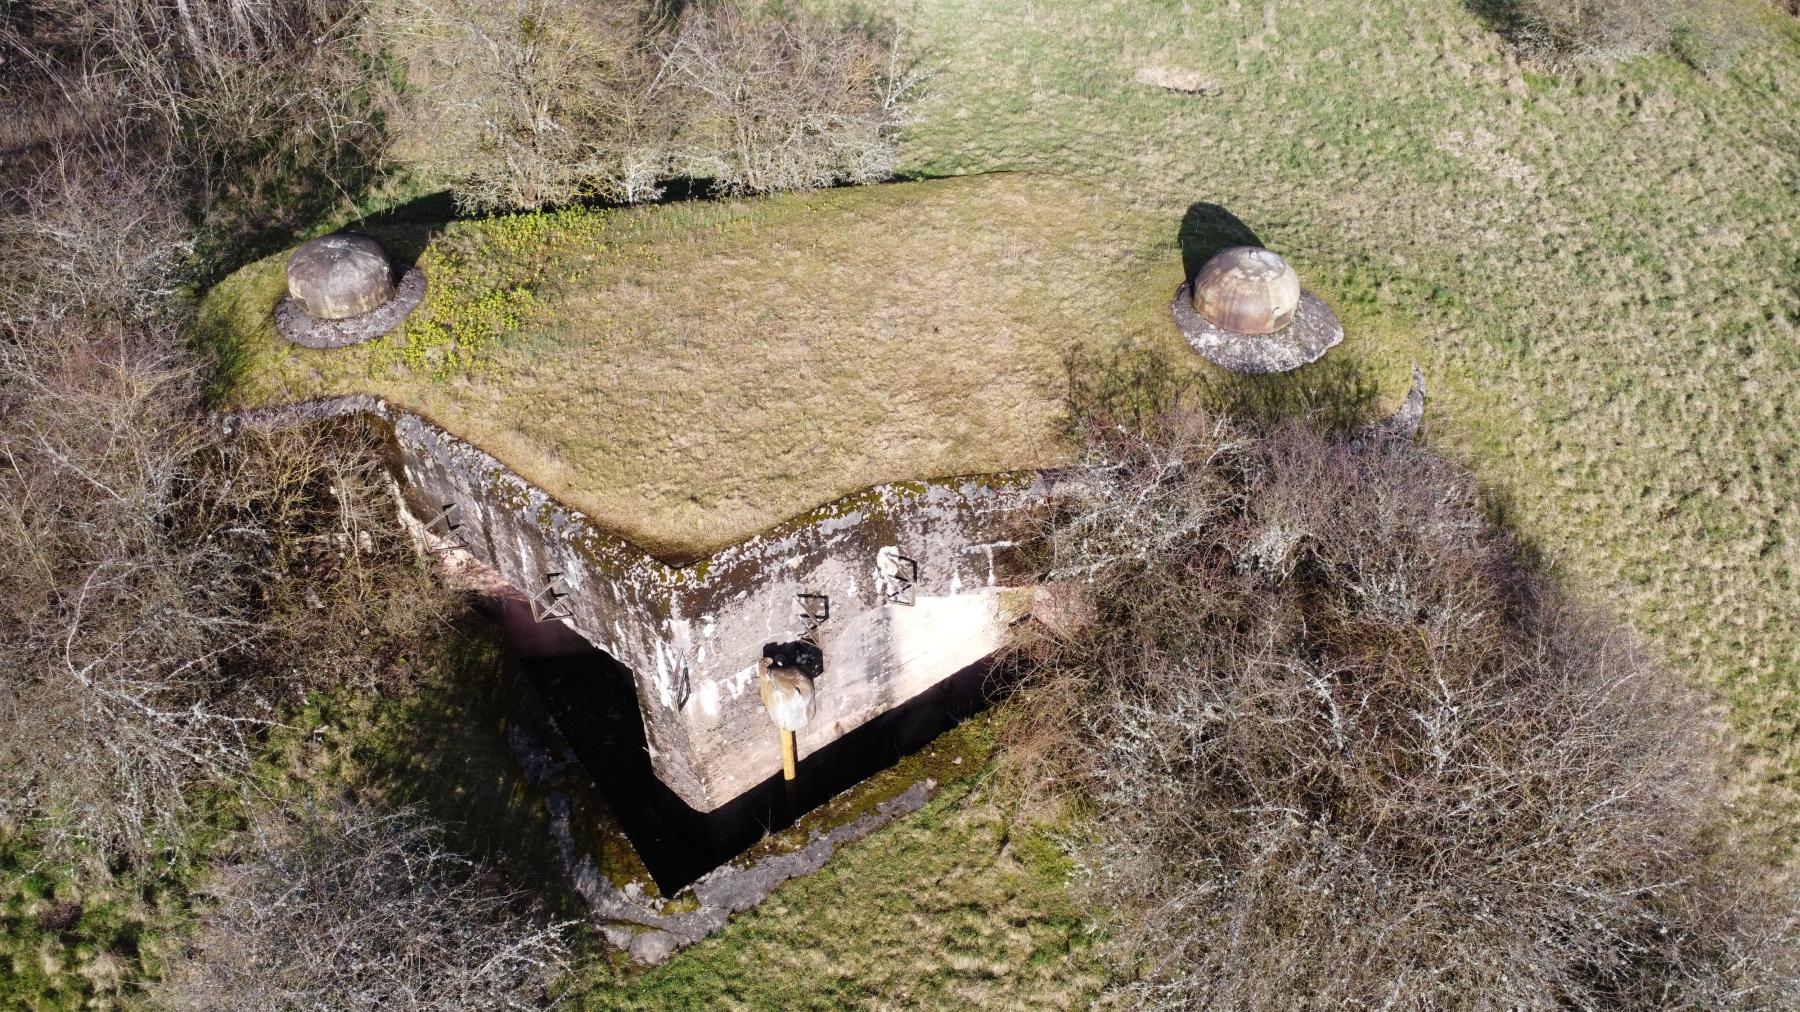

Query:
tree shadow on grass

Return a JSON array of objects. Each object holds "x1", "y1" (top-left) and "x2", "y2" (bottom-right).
[
  {"x1": 1179, "y1": 202, "x2": 1264, "y2": 283},
  {"x1": 343, "y1": 629, "x2": 605, "y2": 919},
  {"x1": 1462, "y1": 0, "x2": 1525, "y2": 37}
]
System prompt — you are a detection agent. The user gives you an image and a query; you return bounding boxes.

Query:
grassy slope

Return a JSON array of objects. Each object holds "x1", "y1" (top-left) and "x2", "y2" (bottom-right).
[
  {"x1": 885, "y1": 0, "x2": 1799, "y2": 828},
  {"x1": 199, "y1": 173, "x2": 1414, "y2": 562}
]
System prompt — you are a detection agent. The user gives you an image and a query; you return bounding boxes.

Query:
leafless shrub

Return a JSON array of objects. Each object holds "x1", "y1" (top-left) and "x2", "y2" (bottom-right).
[
  {"x1": 1012, "y1": 409, "x2": 1798, "y2": 1009},
  {"x1": 1494, "y1": 0, "x2": 1762, "y2": 67},
  {"x1": 388, "y1": 0, "x2": 929, "y2": 212},
  {"x1": 663, "y1": 5, "x2": 929, "y2": 196},
  {"x1": 386, "y1": 0, "x2": 672, "y2": 212},
  {"x1": 0, "y1": 130, "x2": 194, "y2": 325},
  {"x1": 1505, "y1": 0, "x2": 1684, "y2": 60},
  {"x1": 154, "y1": 800, "x2": 571, "y2": 1010},
  {"x1": 1, "y1": 0, "x2": 397, "y2": 254},
  {"x1": 0, "y1": 323, "x2": 453, "y2": 864}
]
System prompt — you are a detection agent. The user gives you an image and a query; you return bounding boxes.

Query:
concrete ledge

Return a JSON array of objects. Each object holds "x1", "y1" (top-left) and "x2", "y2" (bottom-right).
[
  {"x1": 1171, "y1": 281, "x2": 1342, "y2": 373},
  {"x1": 219, "y1": 380, "x2": 1425, "y2": 814}
]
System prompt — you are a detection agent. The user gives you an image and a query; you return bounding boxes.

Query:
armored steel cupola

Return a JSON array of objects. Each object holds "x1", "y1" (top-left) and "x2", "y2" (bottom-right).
[
  {"x1": 286, "y1": 233, "x2": 395, "y2": 320},
  {"x1": 1192, "y1": 246, "x2": 1301, "y2": 335},
  {"x1": 1171, "y1": 244, "x2": 1343, "y2": 374},
  {"x1": 275, "y1": 232, "x2": 426, "y2": 348}
]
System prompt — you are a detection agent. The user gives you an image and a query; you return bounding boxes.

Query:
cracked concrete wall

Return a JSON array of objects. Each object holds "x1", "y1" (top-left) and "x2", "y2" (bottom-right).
[{"x1": 225, "y1": 398, "x2": 1053, "y2": 812}]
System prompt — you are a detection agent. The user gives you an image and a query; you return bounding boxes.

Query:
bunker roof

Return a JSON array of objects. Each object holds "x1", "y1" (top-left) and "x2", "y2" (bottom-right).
[{"x1": 197, "y1": 173, "x2": 1415, "y2": 563}]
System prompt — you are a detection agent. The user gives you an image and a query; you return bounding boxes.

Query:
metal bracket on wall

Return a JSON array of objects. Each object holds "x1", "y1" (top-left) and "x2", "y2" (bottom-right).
[
  {"x1": 876, "y1": 547, "x2": 918, "y2": 606},
  {"x1": 796, "y1": 592, "x2": 830, "y2": 645},
  {"x1": 529, "y1": 571, "x2": 573, "y2": 623},
  {"x1": 421, "y1": 502, "x2": 467, "y2": 555}
]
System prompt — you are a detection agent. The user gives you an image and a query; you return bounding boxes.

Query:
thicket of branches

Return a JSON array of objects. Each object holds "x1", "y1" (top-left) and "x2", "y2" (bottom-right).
[
  {"x1": 0, "y1": 323, "x2": 453, "y2": 862},
  {"x1": 1486, "y1": 0, "x2": 1762, "y2": 69},
  {"x1": 1, "y1": 0, "x2": 397, "y2": 270},
  {"x1": 1, "y1": 0, "x2": 927, "y2": 285},
  {"x1": 1505, "y1": 0, "x2": 1684, "y2": 59},
  {"x1": 1012, "y1": 410, "x2": 1798, "y2": 1008},
  {"x1": 391, "y1": 0, "x2": 930, "y2": 212},
  {"x1": 153, "y1": 801, "x2": 571, "y2": 1010}
]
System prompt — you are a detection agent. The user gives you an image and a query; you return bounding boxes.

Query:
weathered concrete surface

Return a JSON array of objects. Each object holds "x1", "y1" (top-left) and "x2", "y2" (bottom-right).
[
  {"x1": 1360, "y1": 364, "x2": 1429, "y2": 445},
  {"x1": 286, "y1": 234, "x2": 394, "y2": 319},
  {"x1": 275, "y1": 266, "x2": 425, "y2": 348},
  {"x1": 224, "y1": 379, "x2": 1427, "y2": 814},
  {"x1": 223, "y1": 396, "x2": 1052, "y2": 813},
  {"x1": 1171, "y1": 282, "x2": 1343, "y2": 373}
]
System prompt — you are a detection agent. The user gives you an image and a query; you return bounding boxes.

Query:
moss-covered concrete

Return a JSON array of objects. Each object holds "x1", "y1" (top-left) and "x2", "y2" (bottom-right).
[{"x1": 196, "y1": 172, "x2": 1419, "y2": 563}]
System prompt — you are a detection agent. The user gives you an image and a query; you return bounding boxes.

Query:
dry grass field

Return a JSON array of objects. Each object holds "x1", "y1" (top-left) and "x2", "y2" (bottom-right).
[
  {"x1": 200, "y1": 172, "x2": 1414, "y2": 560},
  {"x1": 880, "y1": 0, "x2": 1799, "y2": 834}
]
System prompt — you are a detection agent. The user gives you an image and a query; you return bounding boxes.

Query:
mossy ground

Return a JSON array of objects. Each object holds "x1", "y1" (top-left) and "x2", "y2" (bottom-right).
[
  {"x1": 197, "y1": 172, "x2": 1417, "y2": 563},
  {"x1": 558, "y1": 713, "x2": 1107, "y2": 1010},
  {"x1": 0, "y1": 827, "x2": 215, "y2": 1009}
]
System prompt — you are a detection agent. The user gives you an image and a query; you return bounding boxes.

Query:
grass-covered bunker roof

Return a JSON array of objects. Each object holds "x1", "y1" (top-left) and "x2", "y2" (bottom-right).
[{"x1": 198, "y1": 173, "x2": 1415, "y2": 562}]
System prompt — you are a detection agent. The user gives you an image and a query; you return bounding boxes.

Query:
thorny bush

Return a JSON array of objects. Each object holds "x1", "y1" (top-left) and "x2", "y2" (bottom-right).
[{"x1": 153, "y1": 800, "x2": 571, "y2": 1010}]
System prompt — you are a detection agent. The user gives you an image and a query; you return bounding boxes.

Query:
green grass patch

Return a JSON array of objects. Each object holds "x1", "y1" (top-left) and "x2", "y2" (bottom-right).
[
  {"x1": 559, "y1": 725, "x2": 1107, "y2": 1010},
  {"x1": 0, "y1": 835, "x2": 205, "y2": 1010}
]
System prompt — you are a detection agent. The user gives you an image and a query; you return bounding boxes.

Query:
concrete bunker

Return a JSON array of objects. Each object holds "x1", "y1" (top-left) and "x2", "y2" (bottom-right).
[{"x1": 208, "y1": 173, "x2": 1426, "y2": 930}]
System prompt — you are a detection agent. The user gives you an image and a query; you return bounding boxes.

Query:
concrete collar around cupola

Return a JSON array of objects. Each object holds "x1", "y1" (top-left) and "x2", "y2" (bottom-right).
[{"x1": 1171, "y1": 246, "x2": 1343, "y2": 374}]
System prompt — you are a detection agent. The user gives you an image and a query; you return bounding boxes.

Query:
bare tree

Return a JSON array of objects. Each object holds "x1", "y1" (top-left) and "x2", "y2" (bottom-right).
[
  {"x1": 1, "y1": 0, "x2": 397, "y2": 254},
  {"x1": 1501, "y1": 0, "x2": 1685, "y2": 62},
  {"x1": 0, "y1": 129, "x2": 194, "y2": 325},
  {"x1": 1011, "y1": 409, "x2": 1799, "y2": 1009},
  {"x1": 386, "y1": 0, "x2": 930, "y2": 212},
  {"x1": 386, "y1": 0, "x2": 672, "y2": 212},
  {"x1": 154, "y1": 800, "x2": 571, "y2": 1010}
]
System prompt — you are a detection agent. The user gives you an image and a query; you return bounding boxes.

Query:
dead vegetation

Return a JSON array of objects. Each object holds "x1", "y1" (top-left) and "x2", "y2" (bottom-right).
[
  {"x1": 1502, "y1": 0, "x2": 1685, "y2": 61},
  {"x1": 153, "y1": 800, "x2": 571, "y2": 1010},
  {"x1": 1, "y1": 0, "x2": 398, "y2": 258},
  {"x1": 1010, "y1": 409, "x2": 1798, "y2": 1008},
  {"x1": 661, "y1": 5, "x2": 929, "y2": 196},
  {"x1": 0, "y1": 127, "x2": 193, "y2": 325},
  {"x1": 1480, "y1": 0, "x2": 1764, "y2": 68},
  {"x1": 0, "y1": 322, "x2": 454, "y2": 864},
  {"x1": 386, "y1": 0, "x2": 929, "y2": 211}
]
